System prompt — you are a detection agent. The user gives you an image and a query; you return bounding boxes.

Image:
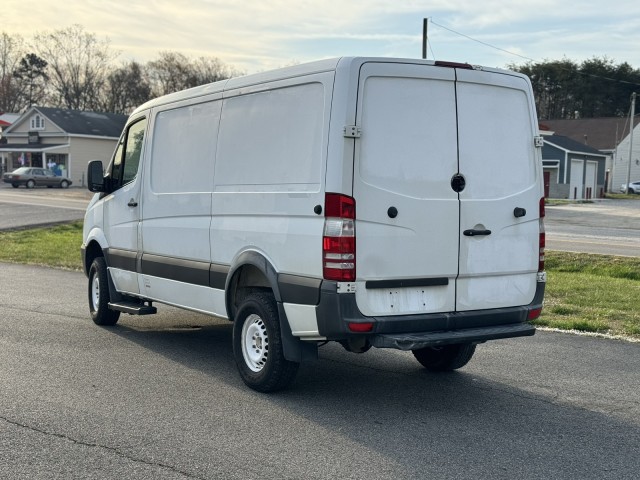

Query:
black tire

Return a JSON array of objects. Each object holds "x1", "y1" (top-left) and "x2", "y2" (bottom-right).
[
  {"x1": 88, "y1": 257, "x2": 120, "y2": 326},
  {"x1": 26, "y1": 179, "x2": 35, "y2": 189},
  {"x1": 11, "y1": 183, "x2": 19, "y2": 188},
  {"x1": 412, "y1": 343, "x2": 476, "y2": 372},
  {"x1": 60, "y1": 180, "x2": 69, "y2": 189},
  {"x1": 232, "y1": 291, "x2": 299, "y2": 392}
]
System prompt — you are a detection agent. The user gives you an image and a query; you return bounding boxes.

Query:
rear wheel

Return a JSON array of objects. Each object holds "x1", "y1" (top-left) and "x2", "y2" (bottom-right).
[
  {"x1": 60, "y1": 179, "x2": 69, "y2": 188},
  {"x1": 11, "y1": 183, "x2": 19, "y2": 188},
  {"x1": 412, "y1": 343, "x2": 476, "y2": 372},
  {"x1": 26, "y1": 179, "x2": 35, "y2": 189},
  {"x1": 232, "y1": 291, "x2": 299, "y2": 392},
  {"x1": 88, "y1": 257, "x2": 120, "y2": 326}
]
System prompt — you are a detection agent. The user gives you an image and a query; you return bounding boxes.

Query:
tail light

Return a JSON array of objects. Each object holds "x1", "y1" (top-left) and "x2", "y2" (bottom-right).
[
  {"x1": 528, "y1": 307, "x2": 542, "y2": 320},
  {"x1": 323, "y1": 193, "x2": 356, "y2": 281},
  {"x1": 539, "y1": 197, "x2": 545, "y2": 272}
]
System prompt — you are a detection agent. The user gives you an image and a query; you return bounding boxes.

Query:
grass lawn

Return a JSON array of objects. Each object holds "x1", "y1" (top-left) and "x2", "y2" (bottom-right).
[
  {"x1": 535, "y1": 252, "x2": 640, "y2": 338},
  {"x1": 0, "y1": 222, "x2": 84, "y2": 271},
  {"x1": 0, "y1": 222, "x2": 638, "y2": 339}
]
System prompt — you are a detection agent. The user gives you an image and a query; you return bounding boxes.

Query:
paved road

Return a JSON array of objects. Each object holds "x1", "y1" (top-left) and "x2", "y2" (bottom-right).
[
  {"x1": 0, "y1": 185, "x2": 90, "y2": 230},
  {"x1": 545, "y1": 200, "x2": 640, "y2": 256},
  {"x1": 1, "y1": 184, "x2": 640, "y2": 255},
  {"x1": 1, "y1": 263, "x2": 639, "y2": 479}
]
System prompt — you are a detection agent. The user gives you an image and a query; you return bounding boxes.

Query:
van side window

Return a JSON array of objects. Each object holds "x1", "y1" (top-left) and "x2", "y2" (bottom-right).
[{"x1": 110, "y1": 118, "x2": 147, "y2": 189}]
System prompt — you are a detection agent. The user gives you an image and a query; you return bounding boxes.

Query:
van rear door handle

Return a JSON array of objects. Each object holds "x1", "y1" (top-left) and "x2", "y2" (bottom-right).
[
  {"x1": 128, "y1": 199, "x2": 138, "y2": 207},
  {"x1": 463, "y1": 229, "x2": 491, "y2": 236}
]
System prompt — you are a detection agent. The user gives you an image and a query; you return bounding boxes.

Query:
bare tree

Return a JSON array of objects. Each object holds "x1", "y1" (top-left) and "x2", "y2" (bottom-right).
[
  {"x1": 33, "y1": 25, "x2": 117, "y2": 111},
  {"x1": 147, "y1": 51, "x2": 196, "y2": 96},
  {"x1": 101, "y1": 61, "x2": 152, "y2": 115},
  {"x1": 147, "y1": 51, "x2": 243, "y2": 97},
  {"x1": 0, "y1": 32, "x2": 26, "y2": 112},
  {"x1": 192, "y1": 56, "x2": 244, "y2": 84}
]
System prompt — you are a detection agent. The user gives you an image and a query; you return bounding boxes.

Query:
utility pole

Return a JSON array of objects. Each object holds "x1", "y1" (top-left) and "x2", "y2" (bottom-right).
[
  {"x1": 625, "y1": 92, "x2": 636, "y2": 193},
  {"x1": 422, "y1": 18, "x2": 429, "y2": 59}
]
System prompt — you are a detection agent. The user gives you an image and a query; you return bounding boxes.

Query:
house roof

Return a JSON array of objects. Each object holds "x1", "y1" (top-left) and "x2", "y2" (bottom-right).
[
  {"x1": 35, "y1": 107, "x2": 127, "y2": 137},
  {"x1": 540, "y1": 117, "x2": 640, "y2": 151},
  {"x1": 6, "y1": 107, "x2": 128, "y2": 138},
  {"x1": 543, "y1": 134, "x2": 607, "y2": 156}
]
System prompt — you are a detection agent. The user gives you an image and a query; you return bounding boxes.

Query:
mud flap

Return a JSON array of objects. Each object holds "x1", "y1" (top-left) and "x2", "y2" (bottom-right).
[{"x1": 278, "y1": 303, "x2": 318, "y2": 363}]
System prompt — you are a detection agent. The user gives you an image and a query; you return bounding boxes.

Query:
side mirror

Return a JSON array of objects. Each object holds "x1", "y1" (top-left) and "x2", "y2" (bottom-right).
[{"x1": 87, "y1": 160, "x2": 105, "y2": 192}]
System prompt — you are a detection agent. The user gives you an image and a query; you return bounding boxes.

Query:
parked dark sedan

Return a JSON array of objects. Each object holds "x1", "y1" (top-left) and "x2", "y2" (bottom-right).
[{"x1": 2, "y1": 167, "x2": 72, "y2": 189}]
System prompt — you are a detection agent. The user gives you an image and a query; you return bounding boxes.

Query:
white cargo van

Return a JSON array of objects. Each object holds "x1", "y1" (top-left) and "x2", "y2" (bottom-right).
[{"x1": 82, "y1": 57, "x2": 546, "y2": 392}]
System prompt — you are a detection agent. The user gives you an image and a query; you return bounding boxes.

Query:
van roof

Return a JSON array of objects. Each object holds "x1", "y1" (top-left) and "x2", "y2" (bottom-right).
[
  {"x1": 131, "y1": 57, "x2": 519, "y2": 116},
  {"x1": 131, "y1": 57, "x2": 342, "y2": 115}
]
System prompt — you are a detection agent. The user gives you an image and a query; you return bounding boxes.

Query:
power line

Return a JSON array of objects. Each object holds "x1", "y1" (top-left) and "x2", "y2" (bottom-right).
[
  {"x1": 430, "y1": 20, "x2": 536, "y2": 63},
  {"x1": 429, "y1": 19, "x2": 640, "y2": 87}
]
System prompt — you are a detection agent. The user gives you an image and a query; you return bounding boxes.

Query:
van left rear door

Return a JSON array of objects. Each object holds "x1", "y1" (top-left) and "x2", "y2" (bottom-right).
[
  {"x1": 352, "y1": 62, "x2": 460, "y2": 317},
  {"x1": 103, "y1": 116, "x2": 148, "y2": 295}
]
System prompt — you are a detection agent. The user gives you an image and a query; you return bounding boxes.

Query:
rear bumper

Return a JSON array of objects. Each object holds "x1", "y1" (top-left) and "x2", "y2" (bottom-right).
[
  {"x1": 316, "y1": 280, "x2": 544, "y2": 350},
  {"x1": 371, "y1": 323, "x2": 535, "y2": 350}
]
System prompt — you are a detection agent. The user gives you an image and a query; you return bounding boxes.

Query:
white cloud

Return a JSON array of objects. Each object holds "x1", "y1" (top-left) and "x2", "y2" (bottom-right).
[{"x1": 2, "y1": 0, "x2": 640, "y2": 72}]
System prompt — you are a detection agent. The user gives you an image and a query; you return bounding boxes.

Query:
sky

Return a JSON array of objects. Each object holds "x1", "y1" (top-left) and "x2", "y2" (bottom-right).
[{"x1": 2, "y1": 0, "x2": 640, "y2": 74}]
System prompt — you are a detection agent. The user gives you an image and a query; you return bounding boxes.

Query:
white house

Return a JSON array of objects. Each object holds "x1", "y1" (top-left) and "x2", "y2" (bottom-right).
[{"x1": 611, "y1": 118, "x2": 640, "y2": 192}]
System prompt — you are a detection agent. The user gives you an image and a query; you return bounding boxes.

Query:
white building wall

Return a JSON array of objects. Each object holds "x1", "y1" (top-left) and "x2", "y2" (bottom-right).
[{"x1": 612, "y1": 124, "x2": 640, "y2": 191}]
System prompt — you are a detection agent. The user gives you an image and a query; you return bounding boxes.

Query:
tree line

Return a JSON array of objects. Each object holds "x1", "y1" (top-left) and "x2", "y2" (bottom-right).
[
  {"x1": 0, "y1": 25, "x2": 244, "y2": 115},
  {"x1": 3, "y1": 25, "x2": 640, "y2": 120},
  {"x1": 509, "y1": 57, "x2": 640, "y2": 120}
]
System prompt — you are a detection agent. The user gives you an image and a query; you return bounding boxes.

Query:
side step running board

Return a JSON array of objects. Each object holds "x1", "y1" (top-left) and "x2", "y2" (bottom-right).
[{"x1": 108, "y1": 301, "x2": 157, "y2": 315}]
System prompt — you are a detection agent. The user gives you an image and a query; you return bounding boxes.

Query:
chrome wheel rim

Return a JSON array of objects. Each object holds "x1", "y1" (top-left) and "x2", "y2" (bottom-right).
[{"x1": 241, "y1": 314, "x2": 268, "y2": 372}]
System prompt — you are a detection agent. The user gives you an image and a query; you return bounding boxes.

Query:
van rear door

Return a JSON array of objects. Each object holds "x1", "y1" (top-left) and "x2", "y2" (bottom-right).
[
  {"x1": 352, "y1": 62, "x2": 540, "y2": 317},
  {"x1": 352, "y1": 63, "x2": 460, "y2": 317},
  {"x1": 455, "y1": 69, "x2": 540, "y2": 311}
]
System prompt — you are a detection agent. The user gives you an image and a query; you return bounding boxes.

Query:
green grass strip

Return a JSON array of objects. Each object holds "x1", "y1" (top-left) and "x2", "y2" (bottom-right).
[{"x1": 0, "y1": 221, "x2": 83, "y2": 271}]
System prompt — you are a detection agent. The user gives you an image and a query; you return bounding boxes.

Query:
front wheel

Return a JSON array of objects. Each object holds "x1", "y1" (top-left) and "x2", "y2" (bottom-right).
[
  {"x1": 60, "y1": 180, "x2": 69, "y2": 188},
  {"x1": 412, "y1": 344, "x2": 476, "y2": 372},
  {"x1": 232, "y1": 292, "x2": 299, "y2": 392},
  {"x1": 88, "y1": 257, "x2": 120, "y2": 326}
]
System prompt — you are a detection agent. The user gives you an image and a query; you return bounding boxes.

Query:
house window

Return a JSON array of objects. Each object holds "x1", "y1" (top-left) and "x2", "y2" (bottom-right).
[{"x1": 30, "y1": 115, "x2": 45, "y2": 130}]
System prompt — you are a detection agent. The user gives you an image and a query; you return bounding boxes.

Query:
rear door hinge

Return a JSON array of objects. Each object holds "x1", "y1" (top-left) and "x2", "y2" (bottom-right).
[
  {"x1": 343, "y1": 125, "x2": 361, "y2": 138},
  {"x1": 534, "y1": 136, "x2": 544, "y2": 148}
]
